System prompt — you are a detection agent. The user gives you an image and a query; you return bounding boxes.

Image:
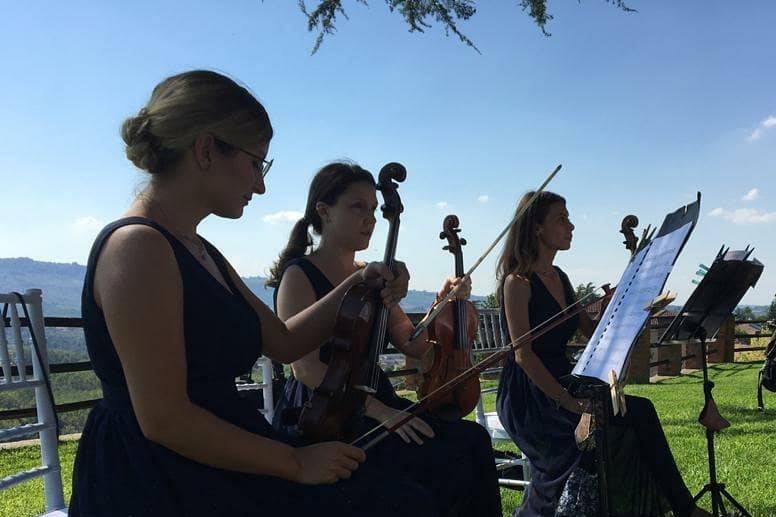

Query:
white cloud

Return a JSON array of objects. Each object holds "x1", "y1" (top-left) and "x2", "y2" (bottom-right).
[
  {"x1": 742, "y1": 188, "x2": 759, "y2": 202},
  {"x1": 477, "y1": 195, "x2": 489, "y2": 203},
  {"x1": 70, "y1": 216, "x2": 103, "y2": 235},
  {"x1": 709, "y1": 207, "x2": 776, "y2": 224},
  {"x1": 748, "y1": 115, "x2": 776, "y2": 141},
  {"x1": 262, "y1": 210, "x2": 304, "y2": 224},
  {"x1": 435, "y1": 201, "x2": 448, "y2": 209}
]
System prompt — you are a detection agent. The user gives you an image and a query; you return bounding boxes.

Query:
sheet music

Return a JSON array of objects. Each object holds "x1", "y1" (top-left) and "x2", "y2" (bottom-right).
[{"x1": 572, "y1": 221, "x2": 694, "y2": 383}]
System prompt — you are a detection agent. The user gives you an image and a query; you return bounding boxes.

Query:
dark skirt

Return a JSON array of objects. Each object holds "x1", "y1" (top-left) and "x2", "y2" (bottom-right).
[
  {"x1": 275, "y1": 376, "x2": 502, "y2": 517},
  {"x1": 69, "y1": 398, "x2": 440, "y2": 517},
  {"x1": 496, "y1": 361, "x2": 691, "y2": 517}
]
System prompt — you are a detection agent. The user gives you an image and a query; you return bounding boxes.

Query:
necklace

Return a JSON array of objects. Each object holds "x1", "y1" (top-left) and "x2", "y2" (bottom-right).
[
  {"x1": 535, "y1": 267, "x2": 556, "y2": 277},
  {"x1": 138, "y1": 193, "x2": 208, "y2": 262}
]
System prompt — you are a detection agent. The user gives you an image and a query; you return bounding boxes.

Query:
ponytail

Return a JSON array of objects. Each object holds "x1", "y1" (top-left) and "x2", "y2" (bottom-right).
[{"x1": 266, "y1": 216, "x2": 313, "y2": 288}]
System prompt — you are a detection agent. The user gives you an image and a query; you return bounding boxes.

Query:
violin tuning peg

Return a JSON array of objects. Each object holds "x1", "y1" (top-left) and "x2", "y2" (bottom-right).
[
  {"x1": 442, "y1": 245, "x2": 450, "y2": 251},
  {"x1": 460, "y1": 238, "x2": 467, "y2": 245},
  {"x1": 439, "y1": 231, "x2": 447, "y2": 239}
]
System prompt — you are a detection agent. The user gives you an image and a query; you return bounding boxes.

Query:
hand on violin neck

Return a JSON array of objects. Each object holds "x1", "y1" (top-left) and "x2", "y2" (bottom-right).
[
  {"x1": 359, "y1": 261, "x2": 394, "y2": 284},
  {"x1": 371, "y1": 260, "x2": 408, "y2": 308},
  {"x1": 353, "y1": 261, "x2": 408, "y2": 308},
  {"x1": 438, "y1": 276, "x2": 472, "y2": 303}
]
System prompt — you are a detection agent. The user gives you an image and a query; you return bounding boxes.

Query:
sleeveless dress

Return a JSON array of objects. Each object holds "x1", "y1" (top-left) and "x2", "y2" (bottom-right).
[
  {"x1": 496, "y1": 267, "x2": 695, "y2": 517},
  {"x1": 273, "y1": 257, "x2": 502, "y2": 516},
  {"x1": 69, "y1": 217, "x2": 438, "y2": 517}
]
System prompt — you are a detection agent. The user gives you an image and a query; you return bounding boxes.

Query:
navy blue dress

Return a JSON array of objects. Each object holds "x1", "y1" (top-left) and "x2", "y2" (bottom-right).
[
  {"x1": 273, "y1": 257, "x2": 502, "y2": 517},
  {"x1": 70, "y1": 218, "x2": 438, "y2": 517},
  {"x1": 496, "y1": 267, "x2": 694, "y2": 517}
]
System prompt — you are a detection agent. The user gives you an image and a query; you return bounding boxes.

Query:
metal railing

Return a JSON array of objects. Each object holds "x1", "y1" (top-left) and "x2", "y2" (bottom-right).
[{"x1": 2, "y1": 309, "x2": 772, "y2": 422}]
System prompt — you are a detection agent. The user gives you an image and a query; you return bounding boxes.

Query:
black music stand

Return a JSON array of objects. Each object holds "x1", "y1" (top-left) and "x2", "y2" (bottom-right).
[{"x1": 660, "y1": 246, "x2": 763, "y2": 517}]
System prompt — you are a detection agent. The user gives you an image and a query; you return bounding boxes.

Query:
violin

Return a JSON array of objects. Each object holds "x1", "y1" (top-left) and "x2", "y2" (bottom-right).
[
  {"x1": 298, "y1": 162, "x2": 406, "y2": 443},
  {"x1": 416, "y1": 215, "x2": 481, "y2": 419}
]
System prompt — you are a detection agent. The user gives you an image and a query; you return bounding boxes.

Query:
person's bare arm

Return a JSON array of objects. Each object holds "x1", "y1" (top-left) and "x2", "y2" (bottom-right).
[
  {"x1": 223, "y1": 260, "x2": 401, "y2": 364},
  {"x1": 577, "y1": 285, "x2": 613, "y2": 339},
  {"x1": 503, "y1": 274, "x2": 587, "y2": 414},
  {"x1": 94, "y1": 226, "x2": 363, "y2": 483},
  {"x1": 390, "y1": 275, "x2": 472, "y2": 359}
]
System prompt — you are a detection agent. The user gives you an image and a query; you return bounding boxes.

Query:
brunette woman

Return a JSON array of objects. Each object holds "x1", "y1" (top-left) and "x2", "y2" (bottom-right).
[
  {"x1": 269, "y1": 162, "x2": 502, "y2": 516},
  {"x1": 495, "y1": 191, "x2": 712, "y2": 517}
]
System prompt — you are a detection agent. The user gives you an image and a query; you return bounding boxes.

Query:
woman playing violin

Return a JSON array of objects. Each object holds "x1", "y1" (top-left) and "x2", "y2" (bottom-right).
[
  {"x1": 269, "y1": 162, "x2": 501, "y2": 516},
  {"x1": 495, "y1": 191, "x2": 712, "y2": 517}
]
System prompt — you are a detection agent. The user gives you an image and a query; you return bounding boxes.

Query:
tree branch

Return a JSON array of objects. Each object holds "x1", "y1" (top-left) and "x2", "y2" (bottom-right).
[{"x1": 297, "y1": 1, "x2": 635, "y2": 54}]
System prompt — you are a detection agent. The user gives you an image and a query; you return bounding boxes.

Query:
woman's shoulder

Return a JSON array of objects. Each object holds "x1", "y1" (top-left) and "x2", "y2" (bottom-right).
[
  {"x1": 92, "y1": 223, "x2": 181, "y2": 307},
  {"x1": 93, "y1": 216, "x2": 175, "y2": 255},
  {"x1": 98, "y1": 220, "x2": 175, "y2": 263},
  {"x1": 504, "y1": 272, "x2": 532, "y2": 298},
  {"x1": 276, "y1": 259, "x2": 315, "y2": 292}
]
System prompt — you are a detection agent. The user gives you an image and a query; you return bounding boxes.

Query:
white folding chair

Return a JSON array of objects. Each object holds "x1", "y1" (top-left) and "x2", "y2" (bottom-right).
[
  {"x1": 0, "y1": 289, "x2": 67, "y2": 516},
  {"x1": 474, "y1": 309, "x2": 532, "y2": 489},
  {"x1": 474, "y1": 386, "x2": 532, "y2": 489},
  {"x1": 236, "y1": 355, "x2": 275, "y2": 424}
]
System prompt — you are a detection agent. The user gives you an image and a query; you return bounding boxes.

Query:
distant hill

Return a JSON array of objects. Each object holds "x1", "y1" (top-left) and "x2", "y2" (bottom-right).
[
  {"x1": 0, "y1": 258, "x2": 86, "y2": 316},
  {"x1": 0, "y1": 257, "x2": 478, "y2": 318}
]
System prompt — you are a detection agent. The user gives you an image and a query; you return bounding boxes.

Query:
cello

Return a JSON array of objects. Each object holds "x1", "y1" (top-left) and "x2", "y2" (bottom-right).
[
  {"x1": 298, "y1": 162, "x2": 406, "y2": 443},
  {"x1": 416, "y1": 215, "x2": 481, "y2": 419}
]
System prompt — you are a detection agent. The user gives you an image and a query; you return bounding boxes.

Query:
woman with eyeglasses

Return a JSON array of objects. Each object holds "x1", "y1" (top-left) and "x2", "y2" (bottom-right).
[
  {"x1": 69, "y1": 70, "x2": 441, "y2": 516},
  {"x1": 268, "y1": 162, "x2": 502, "y2": 517}
]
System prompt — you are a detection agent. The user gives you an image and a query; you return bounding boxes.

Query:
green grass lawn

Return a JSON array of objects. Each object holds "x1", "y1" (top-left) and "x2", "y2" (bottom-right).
[{"x1": 2, "y1": 363, "x2": 774, "y2": 516}]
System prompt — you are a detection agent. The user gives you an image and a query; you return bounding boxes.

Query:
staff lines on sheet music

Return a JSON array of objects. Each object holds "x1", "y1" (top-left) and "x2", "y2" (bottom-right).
[{"x1": 572, "y1": 221, "x2": 695, "y2": 382}]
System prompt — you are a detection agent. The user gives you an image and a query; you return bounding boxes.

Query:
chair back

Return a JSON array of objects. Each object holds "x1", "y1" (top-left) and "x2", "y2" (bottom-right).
[
  {"x1": 0, "y1": 289, "x2": 66, "y2": 513},
  {"x1": 236, "y1": 356, "x2": 275, "y2": 423}
]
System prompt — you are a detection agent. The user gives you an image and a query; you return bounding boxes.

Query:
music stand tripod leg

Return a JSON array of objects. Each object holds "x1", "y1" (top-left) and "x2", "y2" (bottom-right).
[{"x1": 693, "y1": 330, "x2": 751, "y2": 517}]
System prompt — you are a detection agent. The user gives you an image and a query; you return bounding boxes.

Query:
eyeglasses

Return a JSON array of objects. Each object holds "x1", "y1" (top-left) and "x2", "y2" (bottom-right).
[{"x1": 214, "y1": 137, "x2": 273, "y2": 179}]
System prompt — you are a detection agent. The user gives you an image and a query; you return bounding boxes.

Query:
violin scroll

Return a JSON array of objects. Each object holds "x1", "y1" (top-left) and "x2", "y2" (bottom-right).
[
  {"x1": 440, "y1": 214, "x2": 467, "y2": 253},
  {"x1": 377, "y1": 163, "x2": 406, "y2": 221},
  {"x1": 378, "y1": 162, "x2": 407, "y2": 183},
  {"x1": 620, "y1": 215, "x2": 639, "y2": 256}
]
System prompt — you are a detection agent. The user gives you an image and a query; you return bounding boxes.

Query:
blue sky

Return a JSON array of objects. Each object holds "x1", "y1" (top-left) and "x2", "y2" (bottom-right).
[{"x1": 1, "y1": 1, "x2": 775, "y2": 304}]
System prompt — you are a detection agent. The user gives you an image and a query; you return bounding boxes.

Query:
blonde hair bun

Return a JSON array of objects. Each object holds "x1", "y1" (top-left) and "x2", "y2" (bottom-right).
[{"x1": 120, "y1": 70, "x2": 272, "y2": 175}]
